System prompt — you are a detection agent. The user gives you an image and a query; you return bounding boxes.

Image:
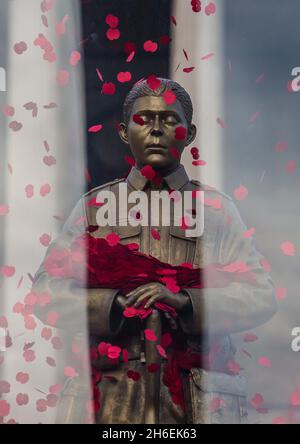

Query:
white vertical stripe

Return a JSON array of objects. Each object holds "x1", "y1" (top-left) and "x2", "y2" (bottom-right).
[
  {"x1": 170, "y1": 0, "x2": 224, "y2": 189},
  {"x1": 2, "y1": 0, "x2": 89, "y2": 423}
]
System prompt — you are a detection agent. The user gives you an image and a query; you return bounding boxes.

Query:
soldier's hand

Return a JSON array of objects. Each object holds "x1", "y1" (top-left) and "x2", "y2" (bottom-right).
[
  {"x1": 125, "y1": 282, "x2": 191, "y2": 312},
  {"x1": 163, "y1": 312, "x2": 178, "y2": 330},
  {"x1": 115, "y1": 294, "x2": 127, "y2": 311}
]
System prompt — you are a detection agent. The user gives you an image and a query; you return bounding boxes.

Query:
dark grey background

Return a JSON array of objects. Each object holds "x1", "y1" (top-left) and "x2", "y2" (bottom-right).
[{"x1": 81, "y1": 0, "x2": 173, "y2": 189}]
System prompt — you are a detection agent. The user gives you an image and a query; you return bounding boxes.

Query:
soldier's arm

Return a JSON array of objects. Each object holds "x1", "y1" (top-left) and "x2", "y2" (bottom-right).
[
  {"x1": 179, "y1": 198, "x2": 278, "y2": 337},
  {"x1": 32, "y1": 198, "x2": 124, "y2": 336}
]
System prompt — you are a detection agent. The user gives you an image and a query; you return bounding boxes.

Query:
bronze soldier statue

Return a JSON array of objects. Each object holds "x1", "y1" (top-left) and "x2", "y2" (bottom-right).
[{"x1": 32, "y1": 78, "x2": 277, "y2": 424}]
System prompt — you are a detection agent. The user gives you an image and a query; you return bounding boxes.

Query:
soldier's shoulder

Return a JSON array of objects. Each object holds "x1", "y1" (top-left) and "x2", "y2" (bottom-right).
[
  {"x1": 190, "y1": 179, "x2": 233, "y2": 202},
  {"x1": 83, "y1": 177, "x2": 126, "y2": 199}
]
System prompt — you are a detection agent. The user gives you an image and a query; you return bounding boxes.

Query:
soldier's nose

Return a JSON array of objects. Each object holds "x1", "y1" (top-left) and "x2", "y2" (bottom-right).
[
  {"x1": 150, "y1": 115, "x2": 163, "y2": 137},
  {"x1": 151, "y1": 128, "x2": 163, "y2": 137}
]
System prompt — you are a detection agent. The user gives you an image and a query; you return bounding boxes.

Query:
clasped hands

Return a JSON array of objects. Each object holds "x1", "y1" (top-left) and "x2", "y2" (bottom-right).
[{"x1": 116, "y1": 282, "x2": 191, "y2": 313}]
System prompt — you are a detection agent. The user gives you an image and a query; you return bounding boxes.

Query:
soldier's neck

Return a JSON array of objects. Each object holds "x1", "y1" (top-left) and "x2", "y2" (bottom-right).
[{"x1": 137, "y1": 162, "x2": 181, "y2": 177}]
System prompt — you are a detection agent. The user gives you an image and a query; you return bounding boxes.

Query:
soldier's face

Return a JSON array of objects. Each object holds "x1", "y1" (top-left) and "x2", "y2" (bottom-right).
[{"x1": 120, "y1": 95, "x2": 196, "y2": 170}]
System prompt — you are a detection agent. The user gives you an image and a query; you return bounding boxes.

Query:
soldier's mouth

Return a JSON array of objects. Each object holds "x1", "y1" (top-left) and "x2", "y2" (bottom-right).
[{"x1": 146, "y1": 145, "x2": 167, "y2": 151}]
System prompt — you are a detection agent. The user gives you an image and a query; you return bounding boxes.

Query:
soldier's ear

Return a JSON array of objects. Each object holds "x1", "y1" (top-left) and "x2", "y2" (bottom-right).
[
  {"x1": 118, "y1": 122, "x2": 129, "y2": 145},
  {"x1": 185, "y1": 123, "x2": 197, "y2": 146}
]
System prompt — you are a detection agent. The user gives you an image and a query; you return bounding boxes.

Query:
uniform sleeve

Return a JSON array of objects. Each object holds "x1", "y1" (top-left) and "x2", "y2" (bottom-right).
[
  {"x1": 32, "y1": 198, "x2": 125, "y2": 337},
  {"x1": 179, "y1": 199, "x2": 278, "y2": 337}
]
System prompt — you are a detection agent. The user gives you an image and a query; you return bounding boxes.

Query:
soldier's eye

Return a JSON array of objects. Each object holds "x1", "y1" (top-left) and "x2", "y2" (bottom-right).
[
  {"x1": 164, "y1": 117, "x2": 178, "y2": 125},
  {"x1": 140, "y1": 115, "x2": 152, "y2": 123}
]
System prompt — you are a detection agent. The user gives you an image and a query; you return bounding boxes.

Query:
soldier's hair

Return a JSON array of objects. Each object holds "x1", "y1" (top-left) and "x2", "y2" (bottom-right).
[{"x1": 123, "y1": 78, "x2": 193, "y2": 127}]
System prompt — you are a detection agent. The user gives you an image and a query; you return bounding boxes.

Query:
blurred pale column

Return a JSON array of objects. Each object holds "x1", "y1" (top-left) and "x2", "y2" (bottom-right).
[
  {"x1": 170, "y1": 0, "x2": 224, "y2": 189},
  {"x1": 1, "y1": 0, "x2": 89, "y2": 423}
]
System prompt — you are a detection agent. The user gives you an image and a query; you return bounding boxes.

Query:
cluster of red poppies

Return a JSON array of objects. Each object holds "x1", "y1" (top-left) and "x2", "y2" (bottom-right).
[
  {"x1": 190, "y1": 146, "x2": 200, "y2": 160},
  {"x1": 191, "y1": 0, "x2": 202, "y2": 13},
  {"x1": 105, "y1": 13, "x2": 120, "y2": 41}
]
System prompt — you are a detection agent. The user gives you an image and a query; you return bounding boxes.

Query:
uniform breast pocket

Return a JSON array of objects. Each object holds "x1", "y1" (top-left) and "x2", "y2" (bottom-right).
[
  {"x1": 114, "y1": 225, "x2": 142, "y2": 248},
  {"x1": 168, "y1": 225, "x2": 198, "y2": 266}
]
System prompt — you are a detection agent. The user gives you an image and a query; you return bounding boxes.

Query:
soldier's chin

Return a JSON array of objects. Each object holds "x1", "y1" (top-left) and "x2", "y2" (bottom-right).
[{"x1": 145, "y1": 153, "x2": 170, "y2": 167}]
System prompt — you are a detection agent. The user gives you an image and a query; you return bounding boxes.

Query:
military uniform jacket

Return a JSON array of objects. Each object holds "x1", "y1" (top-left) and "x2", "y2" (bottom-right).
[{"x1": 32, "y1": 165, "x2": 277, "y2": 424}]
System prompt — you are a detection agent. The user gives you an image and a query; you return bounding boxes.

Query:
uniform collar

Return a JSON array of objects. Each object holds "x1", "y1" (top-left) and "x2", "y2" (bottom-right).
[{"x1": 126, "y1": 164, "x2": 190, "y2": 191}]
